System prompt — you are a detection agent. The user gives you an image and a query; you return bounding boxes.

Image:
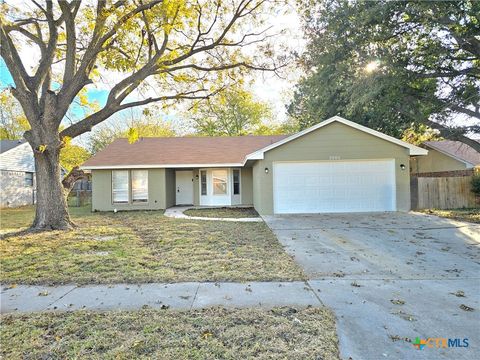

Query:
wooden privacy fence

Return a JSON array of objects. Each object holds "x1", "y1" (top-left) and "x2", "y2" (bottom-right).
[{"x1": 411, "y1": 170, "x2": 478, "y2": 210}]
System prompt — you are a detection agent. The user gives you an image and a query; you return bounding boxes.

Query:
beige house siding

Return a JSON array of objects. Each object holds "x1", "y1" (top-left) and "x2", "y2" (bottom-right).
[
  {"x1": 92, "y1": 168, "x2": 254, "y2": 211},
  {"x1": 241, "y1": 167, "x2": 254, "y2": 205},
  {"x1": 411, "y1": 149, "x2": 468, "y2": 173},
  {"x1": 92, "y1": 169, "x2": 166, "y2": 211},
  {"x1": 252, "y1": 122, "x2": 411, "y2": 215},
  {"x1": 165, "y1": 169, "x2": 176, "y2": 208}
]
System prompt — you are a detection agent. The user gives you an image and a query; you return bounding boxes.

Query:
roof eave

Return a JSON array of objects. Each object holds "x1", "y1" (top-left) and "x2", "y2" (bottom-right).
[
  {"x1": 410, "y1": 149, "x2": 429, "y2": 156},
  {"x1": 80, "y1": 163, "x2": 245, "y2": 170}
]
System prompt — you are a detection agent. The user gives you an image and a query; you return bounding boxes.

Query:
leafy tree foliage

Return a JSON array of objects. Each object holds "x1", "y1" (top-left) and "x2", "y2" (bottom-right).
[
  {"x1": 191, "y1": 87, "x2": 273, "y2": 136},
  {"x1": 0, "y1": 90, "x2": 30, "y2": 139},
  {"x1": 59, "y1": 143, "x2": 91, "y2": 172},
  {"x1": 0, "y1": 0, "x2": 285, "y2": 229},
  {"x1": 401, "y1": 124, "x2": 442, "y2": 145},
  {"x1": 290, "y1": 0, "x2": 479, "y2": 150},
  {"x1": 89, "y1": 115, "x2": 176, "y2": 154},
  {"x1": 471, "y1": 174, "x2": 480, "y2": 196}
]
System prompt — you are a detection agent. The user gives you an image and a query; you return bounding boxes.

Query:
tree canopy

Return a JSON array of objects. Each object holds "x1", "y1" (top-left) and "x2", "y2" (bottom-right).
[
  {"x1": 191, "y1": 86, "x2": 274, "y2": 136},
  {"x1": 89, "y1": 114, "x2": 176, "y2": 154},
  {"x1": 59, "y1": 143, "x2": 91, "y2": 172},
  {"x1": 289, "y1": 0, "x2": 480, "y2": 151},
  {"x1": 0, "y1": 0, "x2": 286, "y2": 230},
  {"x1": 0, "y1": 89, "x2": 30, "y2": 139}
]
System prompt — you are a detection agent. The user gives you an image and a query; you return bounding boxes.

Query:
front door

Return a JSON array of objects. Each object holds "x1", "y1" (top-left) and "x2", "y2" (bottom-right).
[{"x1": 176, "y1": 171, "x2": 194, "y2": 205}]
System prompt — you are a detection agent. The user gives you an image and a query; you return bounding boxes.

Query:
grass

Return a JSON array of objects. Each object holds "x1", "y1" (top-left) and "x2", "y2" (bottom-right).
[
  {"x1": 0, "y1": 307, "x2": 339, "y2": 359},
  {"x1": 421, "y1": 208, "x2": 480, "y2": 224},
  {"x1": 184, "y1": 207, "x2": 259, "y2": 218},
  {"x1": 0, "y1": 207, "x2": 304, "y2": 285},
  {"x1": 0, "y1": 205, "x2": 93, "y2": 232}
]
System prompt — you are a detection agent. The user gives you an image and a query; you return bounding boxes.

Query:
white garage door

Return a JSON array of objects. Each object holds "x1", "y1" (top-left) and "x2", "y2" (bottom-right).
[{"x1": 273, "y1": 160, "x2": 396, "y2": 214}]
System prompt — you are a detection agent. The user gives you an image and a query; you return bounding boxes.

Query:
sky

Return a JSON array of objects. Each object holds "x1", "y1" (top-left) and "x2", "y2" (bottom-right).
[
  {"x1": 1, "y1": 1, "x2": 477, "y2": 145},
  {"x1": 0, "y1": 1, "x2": 304, "y2": 145}
]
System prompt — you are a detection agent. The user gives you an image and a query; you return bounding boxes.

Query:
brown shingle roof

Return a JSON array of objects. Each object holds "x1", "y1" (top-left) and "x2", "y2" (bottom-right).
[
  {"x1": 424, "y1": 140, "x2": 480, "y2": 166},
  {"x1": 82, "y1": 135, "x2": 288, "y2": 168}
]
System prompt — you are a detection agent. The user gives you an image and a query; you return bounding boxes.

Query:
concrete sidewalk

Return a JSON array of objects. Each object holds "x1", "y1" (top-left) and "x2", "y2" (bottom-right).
[{"x1": 0, "y1": 281, "x2": 322, "y2": 313}]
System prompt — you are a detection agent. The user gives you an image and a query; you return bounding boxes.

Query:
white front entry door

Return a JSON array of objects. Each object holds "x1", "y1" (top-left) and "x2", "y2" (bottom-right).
[
  {"x1": 176, "y1": 171, "x2": 194, "y2": 205},
  {"x1": 273, "y1": 160, "x2": 396, "y2": 214}
]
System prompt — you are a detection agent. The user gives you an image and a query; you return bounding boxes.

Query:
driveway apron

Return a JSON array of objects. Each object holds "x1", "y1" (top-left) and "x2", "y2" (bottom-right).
[{"x1": 264, "y1": 212, "x2": 480, "y2": 360}]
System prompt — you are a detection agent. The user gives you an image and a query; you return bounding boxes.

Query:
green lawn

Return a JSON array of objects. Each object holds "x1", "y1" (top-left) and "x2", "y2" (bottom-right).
[
  {"x1": 0, "y1": 307, "x2": 339, "y2": 359},
  {"x1": 0, "y1": 206, "x2": 304, "y2": 285},
  {"x1": 0, "y1": 205, "x2": 93, "y2": 232},
  {"x1": 420, "y1": 208, "x2": 480, "y2": 224},
  {"x1": 184, "y1": 207, "x2": 259, "y2": 218}
]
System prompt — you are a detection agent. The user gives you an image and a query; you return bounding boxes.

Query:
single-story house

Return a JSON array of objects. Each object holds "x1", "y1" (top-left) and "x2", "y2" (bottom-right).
[
  {"x1": 410, "y1": 140, "x2": 480, "y2": 174},
  {"x1": 81, "y1": 116, "x2": 428, "y2": 215},
  {"x1": 0, "y1": 139, "x2": 36, "y2": 207}
]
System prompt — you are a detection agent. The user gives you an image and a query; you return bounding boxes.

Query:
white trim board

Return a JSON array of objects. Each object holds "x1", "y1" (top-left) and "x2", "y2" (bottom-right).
[
  {"x1": 81, "y1": 163, "x2": 244, "y2": 170},
  {"x1": 245, "y1": 116, "x2": 428, "y2": 161}
]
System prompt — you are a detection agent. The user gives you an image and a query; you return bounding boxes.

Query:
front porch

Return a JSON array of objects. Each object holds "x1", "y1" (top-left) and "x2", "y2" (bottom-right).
[{"x1": 173, "y1": 167, "x2": 252, "y2": 207}]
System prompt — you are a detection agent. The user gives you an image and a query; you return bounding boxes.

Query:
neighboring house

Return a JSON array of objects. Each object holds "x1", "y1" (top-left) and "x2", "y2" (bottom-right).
[
  {"x1": 0, "y1": 140, "x2": 36, "y2": 207},
  {"x1": 411, "y1": 140, "x2": 480, "y2": 174},
  {"x1": 81, "y1": 116, "x2": 427, "y2": 214}
]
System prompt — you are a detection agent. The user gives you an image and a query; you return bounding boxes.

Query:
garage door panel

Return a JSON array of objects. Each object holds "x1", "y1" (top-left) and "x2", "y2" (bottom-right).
[{"x1": 273, "y1": 160, "x2": 396, "y2": 214}]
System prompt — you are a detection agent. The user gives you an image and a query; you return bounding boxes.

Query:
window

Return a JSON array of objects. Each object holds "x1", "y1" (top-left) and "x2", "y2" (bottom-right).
[
  {"x1": 24, "y1": 172, "x2": 33, "y2": 187},
  {"x1": 201, "y1": 170, "x2": 207, "y2": 196},
  {"x1": 233, "y1": 169, "x2": 240, "y2": 195},
  {"x1": 212, "y1": 169, "x2": 227, "y2": 195},
  {"x1": 132, "y1": 170, "x2": 148, "y2": 203},
  {"x1": 112, "y1": 170, "x2": 129, "y2": 203}
]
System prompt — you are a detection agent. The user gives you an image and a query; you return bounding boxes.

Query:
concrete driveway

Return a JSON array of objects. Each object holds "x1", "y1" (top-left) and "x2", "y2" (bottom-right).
[{"x1": 264, "y1": 212, "x2": 480, "y2": 360}]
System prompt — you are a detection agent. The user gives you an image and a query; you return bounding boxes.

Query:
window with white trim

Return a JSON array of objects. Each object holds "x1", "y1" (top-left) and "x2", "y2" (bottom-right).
[
  {"x1": 233, "y1": 169, "x2": 240, "y2": 195},
  {"x1": 201, "y1": 170, "x2": 207, "y2": 195},
  {"x1": 112, "y1": 170, "x2": 129, "y2": 203},
  {"x1": 132, "y1": 170, "x2": 148, "y2": 203},
  {"x1": 212, "y1": 169, "x2": 228, "y2": 195},
  {"x1": 24, "y1": 172, "x2": 33, "y2": 187}
]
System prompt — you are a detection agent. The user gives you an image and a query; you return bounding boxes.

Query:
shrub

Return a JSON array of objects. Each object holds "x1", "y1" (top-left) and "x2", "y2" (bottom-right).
[{"x1": 472, "y1": 174, "x2": 480, "y2": 196}]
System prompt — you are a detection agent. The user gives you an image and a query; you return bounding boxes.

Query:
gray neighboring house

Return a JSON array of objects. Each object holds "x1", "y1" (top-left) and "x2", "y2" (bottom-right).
[{"x1": 0, "y1": 140, "x2": 36, "y2": 207}]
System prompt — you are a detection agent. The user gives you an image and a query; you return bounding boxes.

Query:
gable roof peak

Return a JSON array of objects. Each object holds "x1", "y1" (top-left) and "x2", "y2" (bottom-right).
[{"x1": 245, "y1": 116, "x2": 428, "y2": 160}]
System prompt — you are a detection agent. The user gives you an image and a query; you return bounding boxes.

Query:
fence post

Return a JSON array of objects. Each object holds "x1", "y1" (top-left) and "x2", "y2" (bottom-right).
[{"x1": 410, "y1": 176, "x2": 418, "y2": 210}]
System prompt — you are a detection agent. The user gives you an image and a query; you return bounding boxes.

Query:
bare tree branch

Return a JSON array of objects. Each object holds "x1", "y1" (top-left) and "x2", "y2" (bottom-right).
[{"x1": 59, "y1": 88, "x2": 219, "y2": 139}]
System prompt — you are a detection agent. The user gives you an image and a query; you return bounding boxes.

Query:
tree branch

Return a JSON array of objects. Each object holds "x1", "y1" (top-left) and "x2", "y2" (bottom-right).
[
  {"x1": 423, "y1": 119, "x2": 480, "y2": 152},
  {"x1": 59, "y1": 88, "x2": 220, "y2": 139},
  {"x1": 32, "y1": 0, "x2": 58, "y2": 91},
  {"x1": 58, "y1": 0, "x2": 78, "y2": 84},
  {"x1": 447, "y1": 103, "x2": 480, "y2": 120}
]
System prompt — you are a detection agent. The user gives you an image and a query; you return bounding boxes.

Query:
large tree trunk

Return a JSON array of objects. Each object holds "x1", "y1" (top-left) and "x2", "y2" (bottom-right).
[{"x1": 32, "y1": 146, "x2": 74, "y2": 230}]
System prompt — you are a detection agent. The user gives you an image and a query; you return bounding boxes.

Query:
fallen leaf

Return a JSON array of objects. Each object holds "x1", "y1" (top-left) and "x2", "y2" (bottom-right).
[
  {"x1": 460, "y1": 304, "x2": 474, "y2": 312},
  {"x1": 450, "y1": 290, "x2": 465, "y2": 297},
  {"x1": 201, "y1": 330, "x2": 213, "y2": 339}
]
